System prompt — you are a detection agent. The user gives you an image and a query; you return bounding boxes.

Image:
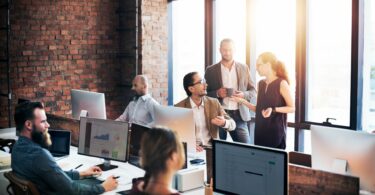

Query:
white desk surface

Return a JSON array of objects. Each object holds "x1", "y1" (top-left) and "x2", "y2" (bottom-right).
[{"x1": 0, "y1": 127, "x2": 17, "y2": 140}]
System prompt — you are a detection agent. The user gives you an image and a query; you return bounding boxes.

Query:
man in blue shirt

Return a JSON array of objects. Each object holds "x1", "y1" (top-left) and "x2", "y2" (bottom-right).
[
  {"x1": 116, "y1": 75, "x2": 159, "y2": 126},
  {"x1": 11, "y1": 101, "x2": 118, "y2": 194}
]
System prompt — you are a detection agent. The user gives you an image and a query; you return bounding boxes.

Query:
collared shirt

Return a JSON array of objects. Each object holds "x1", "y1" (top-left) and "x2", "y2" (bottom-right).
[
  {"x1": 11, "y1": 136, "x2": 105, "y2": 195},
  {"x1": 221, "y1": 62, "x2": 239, "y2": 110},
  {"x1": 116, "y1": 94, "x2": 159, "y2": 126},
  {"x1": 190, "y1": 98, "x2": 211, "y2": 146}
]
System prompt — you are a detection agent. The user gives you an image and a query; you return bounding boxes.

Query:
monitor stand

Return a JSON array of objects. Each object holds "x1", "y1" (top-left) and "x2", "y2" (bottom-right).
[
  {"x1": 331, "y1": 158, "x2": 347, "y2": 174},
  {"x1": 80, "y1": 110, "x2": 88, "y2": 119},
  {"x1": 97, "y1": 159, "x2": 118, "y2": 171}
]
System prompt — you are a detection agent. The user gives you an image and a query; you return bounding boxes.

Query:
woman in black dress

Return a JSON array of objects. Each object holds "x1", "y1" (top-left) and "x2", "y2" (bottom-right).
[{"x1": 232, "y1": 52, "x2": 294, "y2": 149}]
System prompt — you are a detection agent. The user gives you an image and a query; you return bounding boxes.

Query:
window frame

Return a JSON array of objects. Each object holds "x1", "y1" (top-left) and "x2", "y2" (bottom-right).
[{"x1": 168, "y1": 0, "x2": 364, "y2": 151}]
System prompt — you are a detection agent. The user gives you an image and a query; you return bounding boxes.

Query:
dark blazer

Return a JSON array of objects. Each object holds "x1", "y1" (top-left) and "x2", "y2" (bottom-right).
[
  {"x1": 205, "y1": 62, "x2": 256, "y2": 121},
  {"x1": 175, "y1": 96, "x2": 236, "y2": 142}
]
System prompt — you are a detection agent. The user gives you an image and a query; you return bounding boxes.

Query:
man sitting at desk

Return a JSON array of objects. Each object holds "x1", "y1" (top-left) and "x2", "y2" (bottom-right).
[
  {"x1": 116, "y1": 75, "x2": 159, "y2": 126},
  {"x1": 175, "y1": 72, "x2": 236, "y2": 151},
  {"x1": 11, "y1": 101, "x2": 118, "y2": 194}
]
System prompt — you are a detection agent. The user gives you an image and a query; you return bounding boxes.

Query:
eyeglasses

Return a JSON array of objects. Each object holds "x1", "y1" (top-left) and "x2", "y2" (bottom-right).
[{"x1": 191, "y1": 79, "x2": 206, "y2": 86}]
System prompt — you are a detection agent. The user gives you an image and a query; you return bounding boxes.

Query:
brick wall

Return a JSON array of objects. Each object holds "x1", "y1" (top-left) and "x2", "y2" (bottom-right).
[
  {"x1": 140, "y1": 0, "x2": 168, "y2": 105},
  {"x1": 0, "y1": 0, "x2": 169, "y2": 128},
  {"x1": 0, "y1": 0, "x2": 11, "y2": 127}
]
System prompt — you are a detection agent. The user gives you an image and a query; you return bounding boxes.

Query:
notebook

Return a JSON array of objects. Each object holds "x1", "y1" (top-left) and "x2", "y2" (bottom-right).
[{"x1": 48, "y1": 129, "x2": 71, "y2": 160}]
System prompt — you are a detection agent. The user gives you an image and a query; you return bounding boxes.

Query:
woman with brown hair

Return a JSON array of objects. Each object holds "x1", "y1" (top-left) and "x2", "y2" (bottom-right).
[
  {"x1": 129, "y1": 127, "x2": 185, "y2": 194},
  {"x1": 232, "y1": 52, "x2": 295, "y2": 149}
]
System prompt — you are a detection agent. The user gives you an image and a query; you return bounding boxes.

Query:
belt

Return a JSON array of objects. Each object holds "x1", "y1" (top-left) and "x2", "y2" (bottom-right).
[{"x1": 224, "y1": 109, "x2": 240, "y2": 115}]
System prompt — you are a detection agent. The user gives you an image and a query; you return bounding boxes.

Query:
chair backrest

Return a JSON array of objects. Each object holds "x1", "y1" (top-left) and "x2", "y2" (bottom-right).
[{"x1": 4, "y1": 171, "x2": 40, "y2": 195}]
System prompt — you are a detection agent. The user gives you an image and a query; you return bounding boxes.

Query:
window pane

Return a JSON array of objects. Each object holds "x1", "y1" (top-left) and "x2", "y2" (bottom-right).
[
  {"x1": 306, "y1": 0, "x2": 352, "y2": 126},
  {"x1": 362, "y1": 0, "x2": 375, "y2": 132},
  {"x1": 250, "y1": 0, "x2": 296, "y2": 123},
  {"x1": 214, "y1": 0, "x2": 246, "y2": 63},
  {"x1": 171, "y1": 0, "x2": 205, "y2": 103}
]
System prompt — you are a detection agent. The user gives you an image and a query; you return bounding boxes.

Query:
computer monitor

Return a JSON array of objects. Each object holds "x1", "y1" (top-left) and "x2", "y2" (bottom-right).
[
  {"x1": 128, "y1": 123, "x2": 188, "y2": 169},
  {"x1": 213, "y1": 140, "x2": 288, "y2": 195},
  {"x1": 48, "y1": 129, "x2": 71, "y2": 158},
  {"x1": 153, "y1": 105, "x2": 196, "y2": 153},
  {"x1": 78, "y1": 117, "x2": 129, "y2": 171},
  {"x1": 311, "y1": 125, "x2": 375, "y2": 192},
  {"x1": 128, "y1": 123, "x2": 151, "y2": 167},
  {"x1": 71, "y1": 89, "x2": 107, "y2": 120}
]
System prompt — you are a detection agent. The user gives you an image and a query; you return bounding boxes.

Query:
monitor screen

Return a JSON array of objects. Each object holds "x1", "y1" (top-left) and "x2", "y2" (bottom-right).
[
  {"x1": 311, "y1": 125, "x2": 375, "y2": 192},
  {"x1": 128, "y1": 123, "x2": 151, "y2": 166},
  {"x1": 48, "y1": 129, "x2": 71, "y2": 157},
  {"x1": 213, "y1": 140, "x2": 288, "y2": 195},
  {"x1": 78, "y1": 117, "x2": 129, "y2": 162},
  {"x1": 71, "y1": 89, "x2": 107, "y2": 120},
  {"x1": 153, "y1": 105, "x2": 196, "y2": 153},
  {"x1": 128, "y1": 123, "x2": 188, "y2": 169}
]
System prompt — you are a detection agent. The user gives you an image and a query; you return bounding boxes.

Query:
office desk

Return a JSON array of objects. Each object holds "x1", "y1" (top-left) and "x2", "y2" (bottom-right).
[
  {"x1": 0, "y1": 146, "x2": 206, "y2": 195},
  {"x1": 59, "y1": 147, "x2": 206, "y2": 194},
  {"x1": 57, "y1": 146, "x2": 143, "y2": 194}
]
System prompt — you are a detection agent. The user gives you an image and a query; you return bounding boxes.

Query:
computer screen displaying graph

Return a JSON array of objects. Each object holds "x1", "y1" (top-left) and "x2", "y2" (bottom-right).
[{"x1": 78, "y1": 117, "x2": 129, "y2": 162}]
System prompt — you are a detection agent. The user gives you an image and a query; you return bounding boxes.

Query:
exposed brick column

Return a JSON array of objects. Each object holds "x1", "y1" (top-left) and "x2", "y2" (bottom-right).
[{"x1": 140, "y1": 0, "x2": 168, "y2": 105}]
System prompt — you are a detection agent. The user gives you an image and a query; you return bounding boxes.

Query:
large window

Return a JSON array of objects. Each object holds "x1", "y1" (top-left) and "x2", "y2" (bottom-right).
[
  {"x1": 214, "y1": 0, "x2": 246, "y2": 63},
  {"x1": 250, "y1": 0, "x2": 296, "y2": 151},
  {"x1": 362, "y1": 0, "x2": 375, "y2": 132},
  {"x1": 168, "y1": 0, "x2": 365, "y2": 152},
  {"x1": 169, "y1": 0, "x2": 205, "y2": 104},
  {"x1": 305, "y1": 0, "x2": 352, "y2": 126}
]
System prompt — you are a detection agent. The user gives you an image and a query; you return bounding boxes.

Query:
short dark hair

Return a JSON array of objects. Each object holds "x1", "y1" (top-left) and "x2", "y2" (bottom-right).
[
  {"x1": 183, "y1": 72, "x2": 198, "y2": 97},
  {"x1": 14, "y1": 101, "x2": 44, "y2": 132}
]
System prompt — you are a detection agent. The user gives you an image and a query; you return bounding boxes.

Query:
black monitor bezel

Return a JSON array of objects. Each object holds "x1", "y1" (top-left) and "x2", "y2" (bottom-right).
[
  {"x1": 128, "y1": 123, "x2": 151, "y2": 167},
  {"x1": 78, "y1": 117, "x2": 129, "y2": 163},
  {"x1": 48, "y1": 129, "x2": 71, "y2": 156},
  {"x1": 212, "y1": 139, "x2": 288, "y2": 195}
]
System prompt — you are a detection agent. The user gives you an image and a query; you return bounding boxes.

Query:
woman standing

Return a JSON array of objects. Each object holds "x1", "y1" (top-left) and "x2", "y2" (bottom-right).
[
  {"x1": 129, "y1": 127, "x2": 185, "y2": 194},
  {"x1": 233, "y1": 52, "x2": 294, "y2": 149}
]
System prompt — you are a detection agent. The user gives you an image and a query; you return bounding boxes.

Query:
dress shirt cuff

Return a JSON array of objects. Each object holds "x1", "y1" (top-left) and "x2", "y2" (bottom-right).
[{"x1": 223, "y1": 120, "x2": 230, "y2": 129}]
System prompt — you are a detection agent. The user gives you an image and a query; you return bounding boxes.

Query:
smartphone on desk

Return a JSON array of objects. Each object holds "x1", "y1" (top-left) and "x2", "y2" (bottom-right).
[{"x1": 190, "y1": 158, "x2": 205, "y2": 165}]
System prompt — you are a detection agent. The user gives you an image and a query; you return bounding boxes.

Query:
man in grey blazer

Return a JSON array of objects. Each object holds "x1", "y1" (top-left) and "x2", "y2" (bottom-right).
[{"x1": 205, "y1": 38, "x2": 256, "y2": 143}]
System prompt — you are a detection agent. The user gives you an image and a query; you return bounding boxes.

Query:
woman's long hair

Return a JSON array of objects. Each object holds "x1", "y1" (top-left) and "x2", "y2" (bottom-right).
[
  {"x1": 140, "y1": 127, "x2": 185, "y2": 190},
  {"x1": 258, "y1": 52, "x2": 290, "y2": 84}
]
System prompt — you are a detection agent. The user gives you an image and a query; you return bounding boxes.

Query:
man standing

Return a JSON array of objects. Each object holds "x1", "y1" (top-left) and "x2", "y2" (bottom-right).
[
  {"x1": 116, "y1": 75, "x2": 159, "y2": 126},
  {"x1": 11, "y1": 101, "x2": 118, "y2": 194},
  {"x1": 205, "y1": 38, "x2": 256, "y2": 143},
  {"x1": 175, "y1": 72, "x2": 236, "y2": 151}
]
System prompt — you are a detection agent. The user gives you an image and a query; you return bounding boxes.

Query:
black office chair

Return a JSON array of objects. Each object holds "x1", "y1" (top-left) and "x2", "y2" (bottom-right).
[{"x1": 4, "y1": 171, "x2": 40, "y2": 195}]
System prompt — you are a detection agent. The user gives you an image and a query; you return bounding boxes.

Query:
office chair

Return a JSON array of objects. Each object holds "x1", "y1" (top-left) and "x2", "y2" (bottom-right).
[{"x1": 4, "y1": 171, "x2": 40, "y2": 195}]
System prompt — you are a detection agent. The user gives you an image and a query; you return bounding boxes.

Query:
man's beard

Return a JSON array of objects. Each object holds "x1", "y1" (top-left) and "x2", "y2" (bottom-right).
[
  {"x1": 31, "y1": 125, "x2": 52, "y2": 149},
  {"x1": 222, "y1": 56, "x2": 233, "y2": 62},
  {"x1": 198, "y1": 90, "x2": 207, "y2": 97}
]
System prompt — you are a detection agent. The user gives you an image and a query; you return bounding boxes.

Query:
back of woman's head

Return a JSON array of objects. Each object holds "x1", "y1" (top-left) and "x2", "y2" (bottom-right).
[
  {"x1": 140, "y1": 127, "x2": 185, "y2": 187},
  {"x1": 258, "y1": 52, "x2": 290, "y2": 84}
]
